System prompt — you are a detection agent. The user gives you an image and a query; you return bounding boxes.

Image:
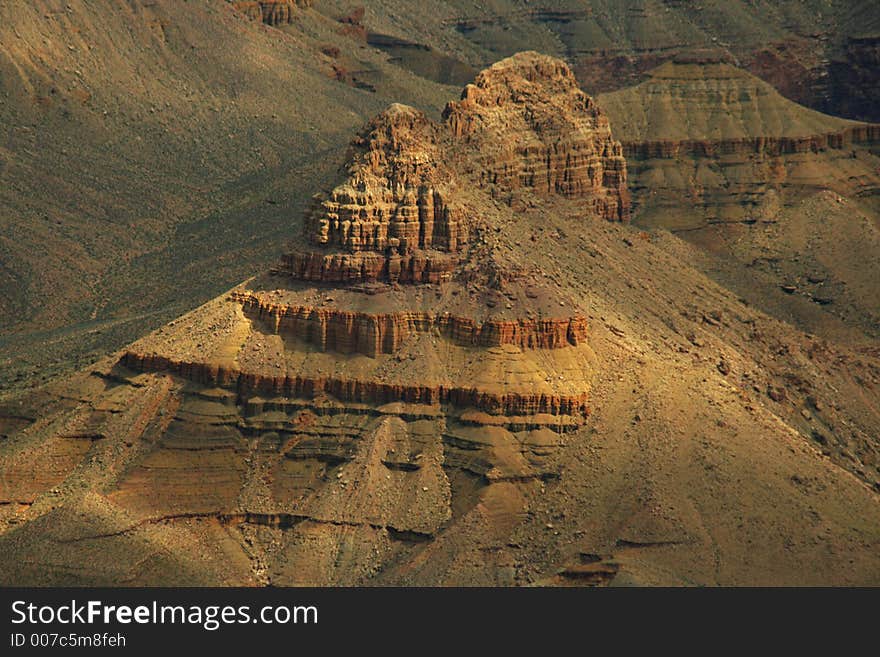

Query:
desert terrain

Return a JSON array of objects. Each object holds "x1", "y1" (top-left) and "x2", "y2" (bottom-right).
[{"x1": 0, "y1": 1, "x2": 878, "y2": 586}]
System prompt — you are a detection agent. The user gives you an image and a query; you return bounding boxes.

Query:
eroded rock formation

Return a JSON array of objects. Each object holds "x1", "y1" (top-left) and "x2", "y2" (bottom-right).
[
  {"x1": 306, "y1": 105, "x2": 466, "y2": 254},
  {"x1": 443, "y1": 55, "x2": 629, "y2": 220},
  {"x1": 233, "y1": 291, "x2": 588, "y2": 356},
  {"x1": 231, "y1": 0, "x2": 310, "y2": 26},
  {"x1": 119, "y1": 54, "x2": 612, "y2": 434},
  {"x1": 281, "y1": 53, "x2": 629, "y2": 285},
  {"x1": 81, "y1": 54, "x2": 626, "y2": 584}
]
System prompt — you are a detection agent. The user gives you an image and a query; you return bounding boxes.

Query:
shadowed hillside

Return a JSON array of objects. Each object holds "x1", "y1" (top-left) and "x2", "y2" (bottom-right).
[{"x1": 319, "y1": 0, "x2": 880, "y2": 121}]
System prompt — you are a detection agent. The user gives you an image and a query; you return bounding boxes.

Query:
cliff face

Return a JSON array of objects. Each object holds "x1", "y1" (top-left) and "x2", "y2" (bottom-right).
[
  {"x1": 305, "y1": 105, "x2": 466, "y2": 255},
  {"x1": 101, "y1": 57, "x2": 610, "y2": 533},
  {"x1": 596, "y1": 62, "x2": 880, "y2": 229},
  {"x1": 234, "y1": 292, "x2": 588, "y2": 356},
  {"x1": 443, "y1": 55, "x2": 629, "y2": 221},
  {"x1": 276, "y1": 249, "x2": 458, "y2": 285},
  {"x1": 231, "y1": 1, "x2": 310, "y2": 25},
  {"x1": 120, "y1": 353, "x2": 589, "y2": 416},
  {"x1": 746, "y1": 34, "x2": 880, "y2": 124}
]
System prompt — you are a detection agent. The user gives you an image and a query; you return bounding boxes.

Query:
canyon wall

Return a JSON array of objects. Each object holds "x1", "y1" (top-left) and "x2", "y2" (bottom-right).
[
  {"x1": 120, "y1": 352, "x2": 589, "y2": 416},
  {"x1": 234, "y1": 292, "x2": 588, "y2": 356}
]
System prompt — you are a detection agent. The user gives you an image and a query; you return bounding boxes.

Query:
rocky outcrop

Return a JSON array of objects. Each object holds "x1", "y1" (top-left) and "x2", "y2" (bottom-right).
[
  {"x1": 309, "y1": 185, "x2": 464, "y2": 253},
  {"x1": 115, "y1": 54, "x2": 602, "y2": 454},
  {"x1": 120, "y1": 352, "x2": 589, "y2": 416},
  {"x1": 285, "y1": 104, "x2": 468, "y2": 285},
  {"x1": 283, "y1": 53, "x2": 630, "y2": 286},
  {"x1": 304, "y1": 105, "x2": 467, "y2": 254},
  {"x1": 442, "y1": 54, "x2": 629, "y2": 221},
  {"x1": 233, "y1": 292, "x2": 588, "y2": 356},
  {"x1": 231, "y1": 1, "x2": 310, "y2": 25}
]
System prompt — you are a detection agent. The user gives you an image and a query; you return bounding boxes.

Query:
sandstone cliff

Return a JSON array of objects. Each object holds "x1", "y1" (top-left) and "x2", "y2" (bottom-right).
[
  {"x1": 305, "y1": 104, "x2": 466, "y2": 254},
  {"x1": 1, "y1": 53, "x2": 643, "y2": 587},
  {"x1": 231, "y1": 0, "x2": 310, "y2": 25},
  {"x1": 233, "y1": 291, "x2": 588, "y2": 356},
  {"x1": 443, "y1": 54, "x2": 629, "y2": 221},
  {"x1": 282, "y1": 52, "x2": 629, "y2": 285}
]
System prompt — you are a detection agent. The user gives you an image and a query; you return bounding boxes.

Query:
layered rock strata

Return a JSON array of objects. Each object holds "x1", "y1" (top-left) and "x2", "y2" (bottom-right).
[
  {"x1": 119, "y1": 53, "x2": 613, "y2": 438},
  {"x1": 443, "y1": 56, "x2": 629, "y2": 221},
  {"x1": 598, "y1": 60, "x2": 880, "y2": 161},
  {"x1": 120, "y1": 352, "x2": 590, "y2": 416},
  {"x1": 275, "y1": 249, "x2": 457, "y2": 284},
  {"x1": 596, "y1": 60, "x2": 880, "y2": 232},
  {"x1": 233, "y1": 292, "x2": 588, "y2": 356},
  {"x1": 620, "y1": 124, "x2": 880, "y2": 159}
]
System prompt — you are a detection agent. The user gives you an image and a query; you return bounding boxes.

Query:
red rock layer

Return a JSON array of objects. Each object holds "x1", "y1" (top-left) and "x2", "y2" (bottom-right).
[
  {"x1": 233, "y1": 292, "x2": 588, "y2": 356},
  {"x1": 232, "y1": 1, "x2": 310, "y2": 25},
  {"x1": 621, "y1": 124, "x2": 880, "y2": 159},
  {"x1": 275, "y1": 249, "x2": 457, "y2": 284},
  {"x1": 120, "y1": 352, "x2": 589, "y2": 417}
]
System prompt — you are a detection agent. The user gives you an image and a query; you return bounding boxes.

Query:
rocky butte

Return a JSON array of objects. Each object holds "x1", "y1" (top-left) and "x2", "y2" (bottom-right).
[{"x1": 122, "y1": 51, "x2": 627, "y2": 415}]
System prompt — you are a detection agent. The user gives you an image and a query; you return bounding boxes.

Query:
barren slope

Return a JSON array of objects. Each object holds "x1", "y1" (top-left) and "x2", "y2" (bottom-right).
[{"x1": 5, "y1": 1, "x2": 880, "y2": 397}]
